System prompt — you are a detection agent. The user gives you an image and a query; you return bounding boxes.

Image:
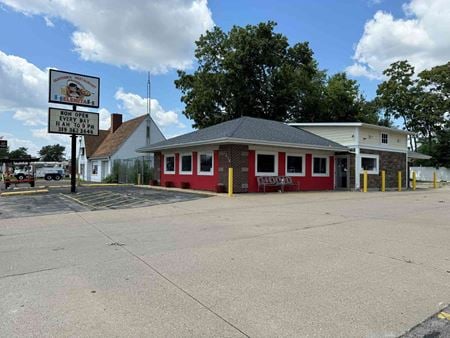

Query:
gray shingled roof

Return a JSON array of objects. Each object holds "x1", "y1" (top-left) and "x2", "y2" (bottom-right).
[{"x1": 137, "y1": 116, "x2": 348, "y2": 152}]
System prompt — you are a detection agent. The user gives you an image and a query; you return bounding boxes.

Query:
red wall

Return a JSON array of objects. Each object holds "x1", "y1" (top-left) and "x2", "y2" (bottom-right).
[
  {"x1": 159, "y1": 149, "x2": 334, "y2": 193},
  {"x1": 159, "y1": 151, "x2": 219, "y2": 191},
  {"x1": 247, "y1": 150, "x2": 334, "y2": 192}
]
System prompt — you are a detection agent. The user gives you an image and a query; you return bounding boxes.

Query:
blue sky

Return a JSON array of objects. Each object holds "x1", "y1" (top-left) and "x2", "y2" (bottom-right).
[{"x1": 0, "y1": 0, "x2": 448, "y2": 157}]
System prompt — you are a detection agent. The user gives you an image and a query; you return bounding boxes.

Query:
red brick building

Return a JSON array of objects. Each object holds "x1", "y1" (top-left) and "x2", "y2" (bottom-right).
[{"x1": 138, "y1": 117, "x2": 347, "y2": 193}]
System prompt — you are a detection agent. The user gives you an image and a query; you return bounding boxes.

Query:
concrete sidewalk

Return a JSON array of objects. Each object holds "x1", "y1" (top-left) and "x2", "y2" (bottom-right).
[{"x1": 1, "y1": 188, "x2": 449, "y2": 337}]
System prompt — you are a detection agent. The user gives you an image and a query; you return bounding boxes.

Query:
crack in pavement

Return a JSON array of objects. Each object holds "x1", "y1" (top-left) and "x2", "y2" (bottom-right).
[{"x1": 76, "y1": 213, "x2": 250, "y2": 338}]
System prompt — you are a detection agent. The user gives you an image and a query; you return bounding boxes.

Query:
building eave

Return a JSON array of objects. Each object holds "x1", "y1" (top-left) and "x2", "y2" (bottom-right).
[
  {"x1": 289, "y1": 122, "x2": 415, "y2": 135},
  {"x1": 137, "y1": 137, "x2": 348, "y2": 153}
]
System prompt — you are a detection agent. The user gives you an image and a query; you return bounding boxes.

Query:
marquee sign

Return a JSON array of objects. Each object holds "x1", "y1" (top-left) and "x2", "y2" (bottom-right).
[
  {"x1": 48, "y1": 108, "x2": 99, "y2": 136},
  {"x1": 49, "y1": 69, "x2": 100, "y2": 108}
]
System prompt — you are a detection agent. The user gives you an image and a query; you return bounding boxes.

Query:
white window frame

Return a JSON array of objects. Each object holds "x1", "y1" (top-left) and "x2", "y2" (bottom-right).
[
  {"x1": 179, "y1": 153, "x2": 193, "y2": 175},
  {"x1": 164, "y1": 154, "x2": 175, "y2": 175},
  {"x1": 312, "y1": 156, "x2": 329, "y2": 177},
  {"x1": 381, "y1": 132, "x2": 389, "y2": 144},
  {"x1": 255, "y1": 151, "x2": 278, "y2": 176},
  {"x1": 285, "y1": 153, "x2": 305, "y2": 177},
  {"x1": 360, "y1": 153, "x2": 379, "y2": 175},
  {"x1": 197, "y1": 151, "x2": 214, "y2": 176}
]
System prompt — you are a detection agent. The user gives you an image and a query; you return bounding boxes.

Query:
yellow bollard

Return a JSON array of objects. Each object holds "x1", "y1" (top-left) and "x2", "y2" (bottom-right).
[
  {"x1": 412, "y1": 171, "x2": 416, "y2": 191},
  {"x1": 381, "y1": 170, "x2": 385, "y2": 192},
  {"x1": 363, "y1": 170, "x2": 368, "y2": 192},
  {"x1": 433, "y1": 172, "x2": 437, "y2": 189},
  {"x1": 398, "y1": 171, "x2": 402, "y2": 192},
  {"x1": 228, "y1": 167, "x2": 233, "y2": 197}
]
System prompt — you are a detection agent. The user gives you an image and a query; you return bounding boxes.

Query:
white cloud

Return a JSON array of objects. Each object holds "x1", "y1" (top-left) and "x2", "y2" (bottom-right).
[
  {"x1": 13, "y1": 108, "x2": 47, "y2": 126},
  {"x1": 43, "y1": 16, "x2": 54, "y2": 27},
  {"x1": 0, "y1": 131, "x2": 41, "y2": 156},
  {"x1": 115, "y1": 88, "x2": 185, "y2": 128},
  {"x1": 1, "y1": 0, "x2": 214, "y2": 72},
  {"x1": 347, "y1": 0, "x2": 450, "y2": 79},
  {"x1": 0, "y1": 50, "x2": 47, "y2": 112},
  {"x1": 97, "y1": 108, "x2": 112, "y2": 130}
]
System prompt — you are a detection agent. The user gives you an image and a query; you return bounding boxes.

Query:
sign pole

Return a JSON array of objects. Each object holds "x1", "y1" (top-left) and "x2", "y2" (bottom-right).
[{"x1": 71, "y1": 105, "x2": 77, "y2": 193}]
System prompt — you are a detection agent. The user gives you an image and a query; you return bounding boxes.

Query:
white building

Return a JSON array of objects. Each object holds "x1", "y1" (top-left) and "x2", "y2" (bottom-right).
[
  {"x1": 78, "y1": 113, "x2": 165, "y2": 182},
  {"x1": 290, "y1": 122, "x2": 413, "y2": 190}
]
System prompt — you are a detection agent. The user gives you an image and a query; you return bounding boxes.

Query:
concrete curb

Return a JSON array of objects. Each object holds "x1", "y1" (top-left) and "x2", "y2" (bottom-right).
[
  {"x1": 0, "y1": 189, "x2": 49, "y2": 197},
  {"x1": 136, "y1": 184, "x2": 225, "y2": 197},
  {"x1": 80, "y1": 183, "x2": 135, "y2": 187}
]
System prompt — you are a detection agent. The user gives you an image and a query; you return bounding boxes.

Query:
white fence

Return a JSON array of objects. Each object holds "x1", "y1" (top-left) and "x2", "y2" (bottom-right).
[{"x1": 409, "y1": 166, "x2": 450, "y2": 182}]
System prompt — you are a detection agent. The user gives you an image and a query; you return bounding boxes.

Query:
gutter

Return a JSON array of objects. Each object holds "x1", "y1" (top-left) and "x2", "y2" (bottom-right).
[{"x1": 137, "y1": 137, "x2": 348, "y2": 153}]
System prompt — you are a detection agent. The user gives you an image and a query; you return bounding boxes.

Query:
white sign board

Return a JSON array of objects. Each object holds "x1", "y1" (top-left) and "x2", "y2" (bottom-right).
[
  {"x1": 48, "y1": 108, "x2": 99, "y2": 136},
  {"x1": 49, "y1": 69, "x2": 100, "y2": 108}
]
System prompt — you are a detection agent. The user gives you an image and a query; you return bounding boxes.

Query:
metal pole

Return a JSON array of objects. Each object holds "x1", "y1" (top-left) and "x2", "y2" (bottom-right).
[
  {"x1": 363, "y1": 170, "x2": 368, "y2": 193},
  {"x1": 70, "y1": 104, "x2": 77, "y2": 193},
  {"x1": 228, "y1": 167, "x2": 233, "y2": 197}
]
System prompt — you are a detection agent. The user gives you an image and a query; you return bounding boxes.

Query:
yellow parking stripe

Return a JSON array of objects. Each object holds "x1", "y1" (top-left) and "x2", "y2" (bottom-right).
[
  {"x1": 1, "y1": 189, "x2": 48, "y2": 196},
  {"x1": 437, "y1": 311, "x2": 450, "y2": 320}
]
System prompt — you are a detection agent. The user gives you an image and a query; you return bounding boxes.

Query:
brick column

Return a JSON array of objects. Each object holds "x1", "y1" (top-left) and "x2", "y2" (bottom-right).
[{"x1": 218, "y1": 144, "x2": 249, "y2": 193}]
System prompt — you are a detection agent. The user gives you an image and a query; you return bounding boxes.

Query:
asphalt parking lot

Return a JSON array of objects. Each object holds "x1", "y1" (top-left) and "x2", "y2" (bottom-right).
[
  {"x1": 0, "y1": 185, "x2": 208, "y2": 219},
  {"x1": 1, "y1": 188, "x2": 449, "y2": 337}
]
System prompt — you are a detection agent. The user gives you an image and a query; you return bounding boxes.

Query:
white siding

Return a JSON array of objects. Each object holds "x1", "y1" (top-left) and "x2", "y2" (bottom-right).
[
  {"x1": 299, "y1": 126, "x2": 356, "y2": 146},
  {"x1": 80, "y1": 116, "x2": 166, "y2": 182},
  {"x1": 78, "y1": 137, "x2": 90, "y2": 181},
  {"x1": 359, "y1": 127, "x2": 407, "y2": 151},
  {"x1": 112, "y1": 117, "x2": 165, "y2": 161}
]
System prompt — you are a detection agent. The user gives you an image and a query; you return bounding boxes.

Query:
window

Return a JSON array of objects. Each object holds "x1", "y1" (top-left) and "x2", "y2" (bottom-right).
[
  {"x1": 286, "y1": 154, "x2": 304, "y2": 176},
  {"x1": 92, "y1": 164, "x2": 98, "y2": 175},
  {"x1": 80, "y1": 147, "x2": 85, "y2": 156},
  {"x1": 381, "y1": 133, "x2": 388, "y2": 144},
  {"x1": 360, "y1": 154, "x2": 379, "y2": 174},
  {"x1": 256, "y1": 152, "x2": 277, "y2": 176},
  {"x1": 312, "y1": 156, "x2": 329, "y2": 176},
  {"x1": 80, "y1": 164, "x2": 85, "y2": 176},
  {"x1": 198, "y1": 152, "x2": 214, "y2": 175},
  {"x1": 164, "y1": 154, "x2": 175, "y2": 174},
  {"x1": 180, "y1": 153, "x2": 192, "y2": 174}
]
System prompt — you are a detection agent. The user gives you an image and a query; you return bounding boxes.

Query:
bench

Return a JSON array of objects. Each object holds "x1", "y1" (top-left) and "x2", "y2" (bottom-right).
[{"x1": 257, "y1": 176, "x2": 300, "y2": 193}]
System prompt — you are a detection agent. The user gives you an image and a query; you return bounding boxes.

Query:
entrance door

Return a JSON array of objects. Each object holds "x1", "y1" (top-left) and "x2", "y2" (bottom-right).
[
  {"x1": 335, "y1": 157, "x2": 349, "y2": 189},
  {"x1": 101, "y1": 160, "x2": 109, "y2": 180}
]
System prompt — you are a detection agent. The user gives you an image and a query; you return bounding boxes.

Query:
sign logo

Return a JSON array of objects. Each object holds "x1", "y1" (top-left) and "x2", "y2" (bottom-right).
[
  {"x1": 49, "y1": 69, "x2": 100, "y2": 108},
  {"x1": 48, "y1": 108, "x2": 99, "y2": 136}
]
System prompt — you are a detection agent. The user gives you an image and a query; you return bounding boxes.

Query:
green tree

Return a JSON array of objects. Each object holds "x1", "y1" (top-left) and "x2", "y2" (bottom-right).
[
  {"x1": 0, "y1": 147, "x2": 8, "y2": 159},
  {"x1": 175, "y1": 21, "x2": 325, "y2": 128},
  {"x1": 417, "y1": 126, "x2": 450, "y2": 167},
  {"x1": 376, "y1": 61, "x2": 449, "y2": 151},
  {"x1": 39, "y1": 144, "x2": 66, "y2": 162},
  {"x1": 376, "y1": 60, "x2": 417, "y2": 149},
  {"x1": 323, "y1": 73, "x2": 360, "y2": 122},
  {"x1": 358, "y1": 99, "x2": 391, "y2": 126},
  {"x1": 9, "y1": 147, "x2": 30, "y2": 159},
  {"x1": 414, "y1": 62, "x2": 450, "y2": 149}
]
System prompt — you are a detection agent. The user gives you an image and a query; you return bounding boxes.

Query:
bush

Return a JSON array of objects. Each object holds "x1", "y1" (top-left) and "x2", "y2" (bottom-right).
[
  {"x1": 181, "y1": 182, "x2": 190, "y2": 189},
  {"x1": 102, "y1": 174, "x2": 118, "y2": 183},
  {"x1": 164, "y1": 181, "x2": 174, "y2": 188}
]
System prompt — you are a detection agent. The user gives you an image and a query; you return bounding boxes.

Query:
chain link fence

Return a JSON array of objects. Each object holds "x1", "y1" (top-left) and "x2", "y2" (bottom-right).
[{"x1": 110, "y1": 156, "x2": 154, "y2": 185}]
